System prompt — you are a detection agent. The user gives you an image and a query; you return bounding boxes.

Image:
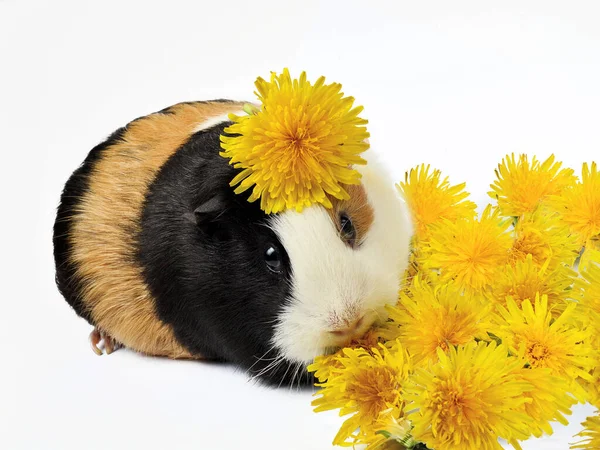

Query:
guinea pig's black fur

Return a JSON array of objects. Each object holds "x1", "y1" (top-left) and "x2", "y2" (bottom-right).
[{"x1": 138, "y1": 123, "x2": 309, "y2": 385}]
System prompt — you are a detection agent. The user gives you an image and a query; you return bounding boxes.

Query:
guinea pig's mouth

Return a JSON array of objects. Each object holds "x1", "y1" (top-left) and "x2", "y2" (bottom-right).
[{"x1": 321, "y1": 314, "x2": 383, "y2": 355}]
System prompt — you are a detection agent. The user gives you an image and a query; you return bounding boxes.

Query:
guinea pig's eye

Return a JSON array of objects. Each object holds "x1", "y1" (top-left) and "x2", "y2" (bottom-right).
[
  {"x1": 264, "y1": 244, "x2": 283, "y2": 273},
  {"x1": 340, "y1": 213, "x2": 357, "y2": 245}
]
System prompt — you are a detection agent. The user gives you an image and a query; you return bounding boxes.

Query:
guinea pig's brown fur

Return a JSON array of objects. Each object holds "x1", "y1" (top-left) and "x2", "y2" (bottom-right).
[
  {"x1": 62, "y1": 101, "x2": 245, "y2": 358},
  {"x1": 326, "y1": 184, "x2": 375, "y2": 245}
]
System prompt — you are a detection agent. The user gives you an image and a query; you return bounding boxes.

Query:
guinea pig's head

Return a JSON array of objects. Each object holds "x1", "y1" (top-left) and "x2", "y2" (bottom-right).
[
  {"x1": 268, "y1": 152, "x2": 412, "y2": 366},
  {"x1": 193, "y1": 151, "x2": 411, "y2": 386}
]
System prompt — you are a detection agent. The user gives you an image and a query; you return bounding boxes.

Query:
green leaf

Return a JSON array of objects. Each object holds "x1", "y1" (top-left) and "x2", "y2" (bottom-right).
[{"x1": 243, "y1": 103, "x2": 260, "y2": 115}]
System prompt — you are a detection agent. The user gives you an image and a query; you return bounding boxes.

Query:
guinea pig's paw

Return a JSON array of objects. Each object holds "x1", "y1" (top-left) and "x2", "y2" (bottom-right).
[{"x1": 89, "y1": 328, "x2": 122, "y2": 356}]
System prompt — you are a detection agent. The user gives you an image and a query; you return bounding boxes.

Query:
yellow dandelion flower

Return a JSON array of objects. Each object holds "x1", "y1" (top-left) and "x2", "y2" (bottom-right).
[
  {"x1": 489, "y1": 154, "x2": 576, "y2": 217},
  {"x1": 420, "y1": 205, "x2": 513, "y2": 293},
  {"x1": 549, "y1": 162, "x2": 600, "y2": 246},
  {"x1": 388, "y1": 276, "x2": 493, "y2": 365},
  {"x1": 493, "y1": 254, "x2": 577, "y2": 314},
  {"x1": 397, "y1": 164, "x2": 476, "y2": 241},
  {"x1": 510, "y1": 210, "x2": 581, "y2": 269},
  {"x1": 514, "y1": 367, "x2": 577, "y2": 438},
  {"x1": 494, "y1": 295, "x2": 596, "y2": 400},
  {"x1": 311, "y1": 343, "x2": 411, "y2": 446},
  {"x1": 571, "y1": 413, "x2": 600, "y2": 450},
  {"x1": 220, "y1": 68, "x2": 369, "y2": 214},
  {"x1": 406, "y1": 342, "x2": 533, "y2": 450}
]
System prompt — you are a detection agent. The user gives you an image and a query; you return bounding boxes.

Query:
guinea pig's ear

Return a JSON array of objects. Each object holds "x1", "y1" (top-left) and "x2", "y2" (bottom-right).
[
  {"x1": 194, "y1": 195, "x2": 225, "y2": 223},
  {"x1": 191, "y1": 194, "x2": 229, "y2": 239}
]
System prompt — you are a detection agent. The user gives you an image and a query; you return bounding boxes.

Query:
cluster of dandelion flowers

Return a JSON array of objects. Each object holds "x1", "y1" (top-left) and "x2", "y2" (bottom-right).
[
  {"x1": 220, "y1": 68, "x2": 370, "y2": 214},
  {"x1": 308, "y1": 154, "x2": 599, "y2": 450}
]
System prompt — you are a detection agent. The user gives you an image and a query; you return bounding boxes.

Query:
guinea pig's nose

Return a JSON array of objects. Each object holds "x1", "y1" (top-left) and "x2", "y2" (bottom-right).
[{"x1": 328, "y1": 314, "x2": 367, "y2": 341}]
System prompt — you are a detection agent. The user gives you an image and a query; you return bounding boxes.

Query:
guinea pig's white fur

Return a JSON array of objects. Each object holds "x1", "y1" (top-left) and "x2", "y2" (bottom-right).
[{"x1": 270, "y1": 151, "x2": 413, "y2": 363}]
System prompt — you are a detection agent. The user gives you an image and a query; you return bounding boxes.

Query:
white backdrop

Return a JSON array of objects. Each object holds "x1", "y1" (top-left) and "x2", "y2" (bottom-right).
[{"x1": 1, "y1": 1, "x2": 598, "y2": 449}]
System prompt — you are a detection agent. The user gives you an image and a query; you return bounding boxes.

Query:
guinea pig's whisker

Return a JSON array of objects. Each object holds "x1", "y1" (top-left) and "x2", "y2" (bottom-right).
[
  {"x1": 289, "y1": 362, "x2": 299, "y2": 390},
  {"x1": 291, "y1": 363, "x2": 300, "y2": 391},
  {"x1": 295, "y1": 361, "x2": 305, "y2": 390},
  {"x1": 277, "y1": 359, "x2": 294, "y2": 389},
  {"x1": 254, "y1": 358, "x2": 284, "y2": 383},
  {"x1": 290, "y1": 361, "x2": 304, "y2": 391},
  {"x1": 246, "y1": 344, "x2": 277, "y2": 373},
  {"x1": 300, "y1": 365, "x2": 308, "y2": 391},
  {"x1": 255, "y1": 355, "x2": 280, "y2": 362},
  {"x1": 250, "y1": 354, "x2": 286, "y2": 382}
]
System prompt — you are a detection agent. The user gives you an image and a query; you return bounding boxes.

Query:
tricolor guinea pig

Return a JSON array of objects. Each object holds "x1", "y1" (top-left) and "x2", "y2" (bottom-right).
[{"x1": 53, "y1": 100, "x2": 412, "y2": 386}]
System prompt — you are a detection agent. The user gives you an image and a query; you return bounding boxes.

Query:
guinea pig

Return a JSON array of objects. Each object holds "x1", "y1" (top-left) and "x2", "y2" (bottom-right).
[{"x1": 53, "y1": 100, "x2": 412, "y2": 386}]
